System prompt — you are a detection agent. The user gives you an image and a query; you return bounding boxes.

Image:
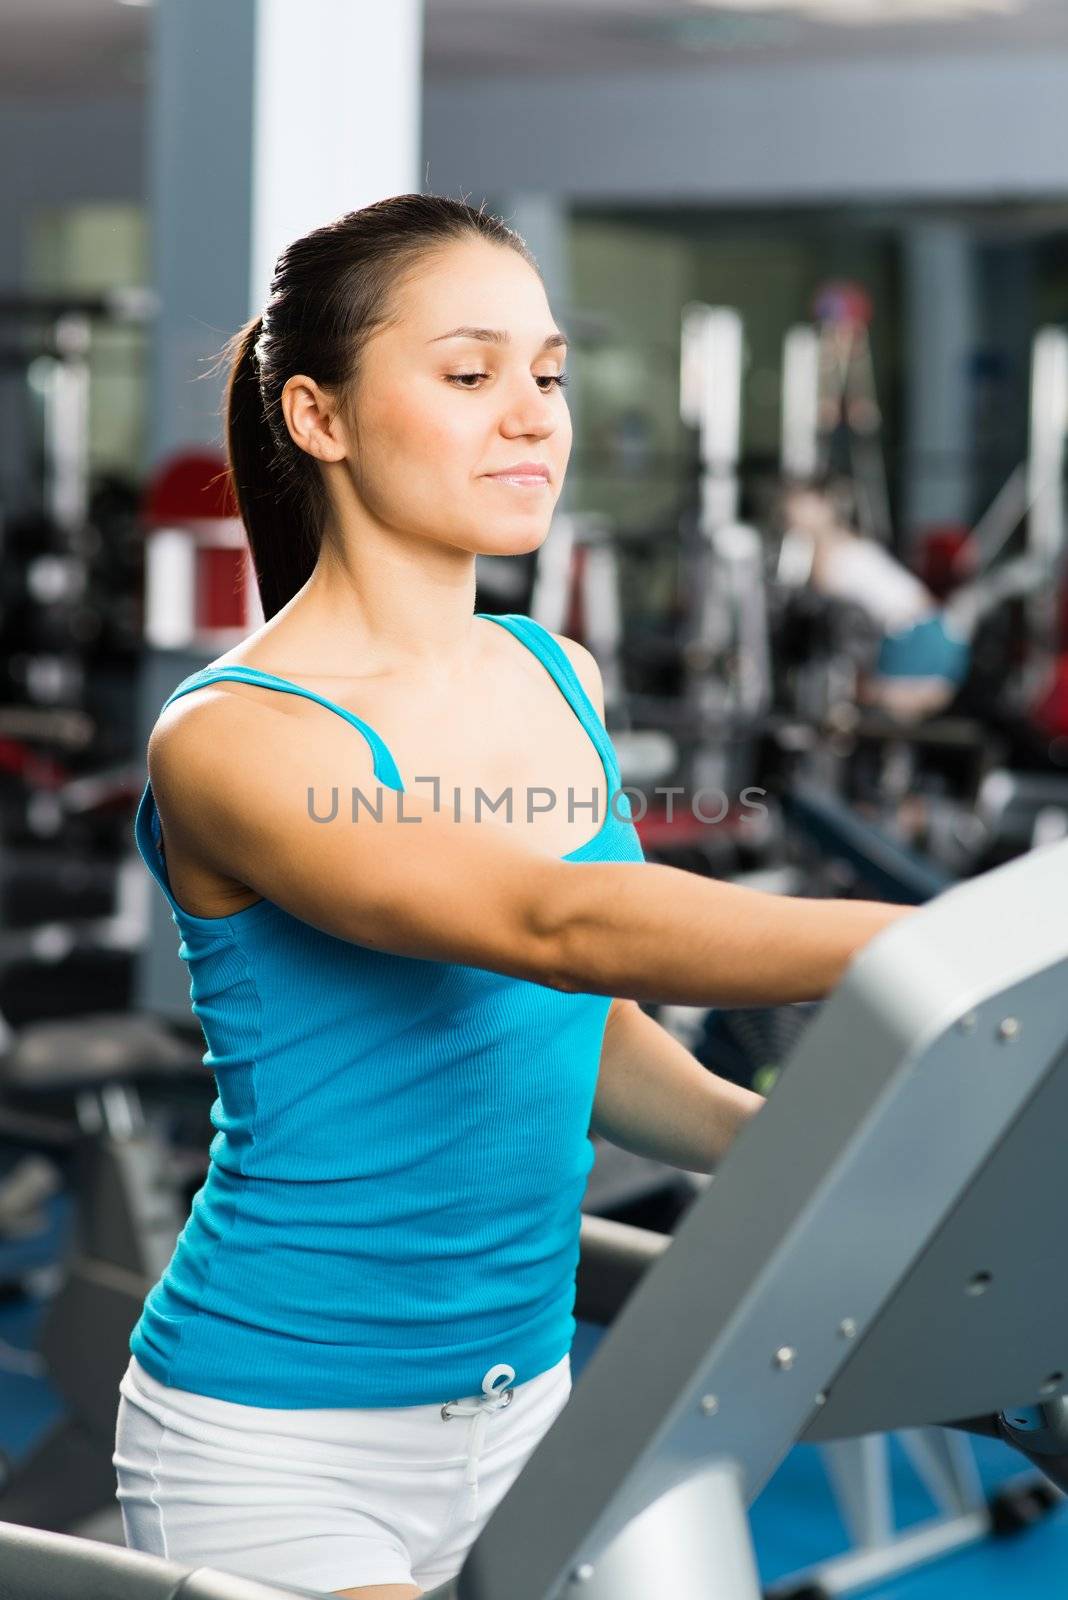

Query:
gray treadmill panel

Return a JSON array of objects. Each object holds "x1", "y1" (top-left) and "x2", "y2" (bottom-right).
[
  {"x1": 805, "y1": 1035, "x2": 1068, "y2": 1441},
  {"x1": 455, "y1": 838, "x2": 1068, "y2": 1600}
]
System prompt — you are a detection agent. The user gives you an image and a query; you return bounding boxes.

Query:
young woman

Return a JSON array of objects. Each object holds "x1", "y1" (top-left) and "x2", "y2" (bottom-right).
[{"x1": 113, "y1": 195, "x2": 910, "y2": 1599}]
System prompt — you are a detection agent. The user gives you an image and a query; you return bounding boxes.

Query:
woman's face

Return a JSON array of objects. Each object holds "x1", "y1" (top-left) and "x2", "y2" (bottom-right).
[
  {"x1": 783, "y1": 488, "x2": 836, "y2": 538},
  {"x1": 341, "y1": 238, "x2": 572, "y2": 557}
]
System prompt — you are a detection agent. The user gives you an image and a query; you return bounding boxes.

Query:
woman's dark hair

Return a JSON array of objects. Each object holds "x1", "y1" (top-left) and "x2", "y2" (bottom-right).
[{"x1": 223, "y1": 194, "x2": 538, "y2": 621}]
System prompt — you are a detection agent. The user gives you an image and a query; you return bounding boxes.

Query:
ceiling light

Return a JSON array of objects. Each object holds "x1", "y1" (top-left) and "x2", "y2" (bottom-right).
[
  {"x1": 693, "y1": 0, "x2": 1021, "y2": 22},
  {"x1": 643, "y1": 13, "x2": 801, "y2": 47}
]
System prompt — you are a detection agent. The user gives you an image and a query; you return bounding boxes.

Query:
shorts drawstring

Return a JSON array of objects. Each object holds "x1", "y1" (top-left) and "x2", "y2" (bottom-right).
[{"x1": 440, "y1": 1362, "x2": 515, "y2": 1522}]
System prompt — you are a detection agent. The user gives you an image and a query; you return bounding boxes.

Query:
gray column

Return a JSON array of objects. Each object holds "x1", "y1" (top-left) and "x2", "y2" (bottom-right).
[
  {"x1": 149, "y1": 0, "x2": 424, "y2": 460},
  {"x1": 140, "y1": 0, "x2": 424, "y2": 1019},
  {"x1": 902, "y1": 221, "x2": 979, "y2": 544}
]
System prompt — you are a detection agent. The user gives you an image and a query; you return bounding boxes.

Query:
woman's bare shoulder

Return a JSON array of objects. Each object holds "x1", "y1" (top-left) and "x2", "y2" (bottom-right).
[{"x1": 149, "y1": 675, "x2": 270, "y2": 751}]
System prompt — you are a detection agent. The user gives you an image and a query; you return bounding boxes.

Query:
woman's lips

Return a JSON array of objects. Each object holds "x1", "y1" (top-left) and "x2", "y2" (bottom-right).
[{"x1": 485, "y1": 472, "x2": 550, "y2": 487}]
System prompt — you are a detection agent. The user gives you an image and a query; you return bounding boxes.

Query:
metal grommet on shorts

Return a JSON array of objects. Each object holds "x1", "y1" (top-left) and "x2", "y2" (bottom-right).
[{"x1": 440, "y1": 1388, "x2": 513, "y2": 1421}]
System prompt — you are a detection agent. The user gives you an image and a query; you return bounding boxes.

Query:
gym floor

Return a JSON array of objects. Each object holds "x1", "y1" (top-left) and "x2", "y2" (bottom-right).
[{"x1": 1, "y1": 1273, "x2": 1064, "y2": 1596}]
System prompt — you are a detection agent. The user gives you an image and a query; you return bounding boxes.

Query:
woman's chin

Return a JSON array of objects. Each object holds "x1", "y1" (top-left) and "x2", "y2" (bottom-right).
[{"x1": 468, "y1": 523, "x2": 553, "y2": 559}]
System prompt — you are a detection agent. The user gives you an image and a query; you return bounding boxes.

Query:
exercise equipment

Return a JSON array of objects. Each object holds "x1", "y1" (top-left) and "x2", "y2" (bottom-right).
[
  {"x1": 142, "y1": 450, "x2": 264, "y2": 652},
  {"x1": 0, "y1": 292, "x2": 151, "y2": 695},
  {"x1": 0, "y1": 1523, "x2": 327, "y2": 1600},
  {"x1": 0, "y1": 295, "x2": 158, "y2": 1034},
  {"x1": 529, "y1": 510, "x2": 627, "y2": 724},
  {"x1": 689, "y1": 801, "x2": 1013, "y2": 1592},
  {"x1": 782, "y1": 780, "x2": 955, "y2": 905},
  {"x1": 1022, "y1": 327, "x2": 1067, "y2": 677},
  {"x1": 0, "y1": 1012, "x2": 206, "y2": 1529},
  {"x1": 776, "y1": 316, "x2": 1068, "y2": 855},
  {"x1": 781, "y1": 281, "x2": 893, "y2": 546},
  {"x1": 1, "y1": 836, "x2": 1065, "y2": 1597},
  {"x1": 525, "y1": 298, "x2": 776, "y2": 875},
  {"x1": 678, "y1": 303, "x2": 773, "y2": 779},
  {"x1": 422, "y1": 834, "x2": 1068, "y2": 1599},
  {"x1": 919, "y1": 324, "x2": 1068, "y2": 706}
]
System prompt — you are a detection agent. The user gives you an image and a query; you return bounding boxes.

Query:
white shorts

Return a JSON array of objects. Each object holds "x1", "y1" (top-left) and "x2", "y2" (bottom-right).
[{"x1": 113, "y1": 1350, "x2": 572, "y2": 1594}]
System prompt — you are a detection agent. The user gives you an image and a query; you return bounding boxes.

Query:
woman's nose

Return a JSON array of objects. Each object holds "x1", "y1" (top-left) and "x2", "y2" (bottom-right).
[{"x1": 500, "y1": 393, "x2": 559, "y2": 437}]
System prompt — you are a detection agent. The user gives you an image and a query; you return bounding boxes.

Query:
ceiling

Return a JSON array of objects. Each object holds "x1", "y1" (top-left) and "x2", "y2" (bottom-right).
[
  {"x1": 428, "y1": 0, "x2": 1068, "y2": 77},
  {"x1": 1, "y1": 0, "x2": 1068, "y2": 96}
]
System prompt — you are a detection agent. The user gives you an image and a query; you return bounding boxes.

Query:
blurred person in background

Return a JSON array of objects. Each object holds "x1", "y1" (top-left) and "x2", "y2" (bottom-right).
[{"x1": 780, "y1": 480, "x2": 1043, "y2": 722}]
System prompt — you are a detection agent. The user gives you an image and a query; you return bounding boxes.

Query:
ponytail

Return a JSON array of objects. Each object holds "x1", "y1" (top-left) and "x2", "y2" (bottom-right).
[
  {"x1": 224, "y1": 315, "x2": 321, "y2": 622},
  {"x1": 220, "y1": 195, "x2": 540, "y2": 623}
]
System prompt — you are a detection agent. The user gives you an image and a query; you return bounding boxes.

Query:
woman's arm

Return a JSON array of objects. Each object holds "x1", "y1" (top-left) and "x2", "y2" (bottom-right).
[
  {"x1": 549, "y1": 863, "x2": 912, "y2": 1005},
  {"x1": 157, "y1": 648, "x2": 916, "y2": 1008},
  {"x1": 552, "y1": 634, "x2": 916, "y2": 1006},
  {"x1": 592, "y1": 1000, "x2": 763, "y2": 1175}
]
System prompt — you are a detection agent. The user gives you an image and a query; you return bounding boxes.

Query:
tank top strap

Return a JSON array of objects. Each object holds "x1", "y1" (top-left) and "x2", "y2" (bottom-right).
[
  {"x1": 160, "y1": 664, "x2": 405, "y2": 791},
  {"x1": 476, "y1": 612, "x2": 621, "y2": 786}
]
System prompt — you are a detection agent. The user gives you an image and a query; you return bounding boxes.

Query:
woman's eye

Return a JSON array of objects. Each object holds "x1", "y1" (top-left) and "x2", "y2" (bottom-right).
[{"x1": 446, "y1": 372, "x2": 569, "y2": 391}]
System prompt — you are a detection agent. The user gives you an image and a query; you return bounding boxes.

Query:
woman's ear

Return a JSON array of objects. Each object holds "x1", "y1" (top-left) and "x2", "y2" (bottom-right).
[{"x1": 280, "y1": 375, "x2": 349, "y2": 464}]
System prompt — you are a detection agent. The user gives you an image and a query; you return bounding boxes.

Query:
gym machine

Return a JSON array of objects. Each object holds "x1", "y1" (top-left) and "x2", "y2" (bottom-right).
[
  {"x1": 0, "y1": 832, "x2": 1065, "y2": 1598},
  {"x1": 781, "y1": 281, "x2": 893, "y2": 548},
  {"x1": 779, "y1": 315, "x2": 1068, "y2": 700},
  {"x1": 529, "y1": 304, "x2": 778, "y2": 858},
  {"x1": 0, "y1": 1012, "x2": 206, "y2": 1529},
  {"x1": 0, "y1": 292, "x2": 152, "y2": 731},
  {"x1": 677, "y1": 303, "x2": 772, "y2": 802},
  {"x1": 0, "y1": 293, "x2": 157, "y2": 1020},
  {"x1": 774, "y1": 315, "x2": 1068, "y2": 878},
  {"x1": 428, "y1": 832, "x2": 1068, "y2": 1600},
  {"x1": 504, "y1": 297, "x2": 1055, "y2": 1597},
  {"x1": 944, "y1": 325, "x2": 1068, "y2": 682}
]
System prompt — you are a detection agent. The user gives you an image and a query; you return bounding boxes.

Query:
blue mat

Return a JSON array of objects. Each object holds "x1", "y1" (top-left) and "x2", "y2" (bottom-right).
[{"x1": 0, "y1": 1291, "x2": 65, "y2": 1466}]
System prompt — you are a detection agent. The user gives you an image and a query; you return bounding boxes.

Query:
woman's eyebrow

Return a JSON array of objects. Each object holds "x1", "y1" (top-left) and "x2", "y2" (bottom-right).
[{"x1": 428, "y1": 326, "x2": 568, "y2": 351}]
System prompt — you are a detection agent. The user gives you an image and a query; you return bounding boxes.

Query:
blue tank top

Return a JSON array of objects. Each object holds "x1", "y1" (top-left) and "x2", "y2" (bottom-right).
[{"x1": 129, "y1": 613, "x2": 646, "y2": 1408}]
